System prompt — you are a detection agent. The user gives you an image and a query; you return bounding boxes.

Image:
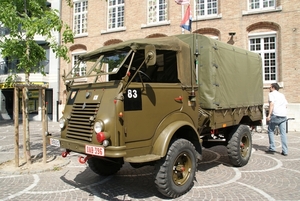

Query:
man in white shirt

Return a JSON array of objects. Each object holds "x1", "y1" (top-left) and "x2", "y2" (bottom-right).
[{"x1": 266, "y1": 83, "x2": 288, "y2": 156}]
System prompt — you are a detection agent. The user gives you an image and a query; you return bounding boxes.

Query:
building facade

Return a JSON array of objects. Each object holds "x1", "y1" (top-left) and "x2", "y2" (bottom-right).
[
  {"x1": 0, "y1": 0, "x2": 61, "y2": 121},
  {"x1": 59, "y1": 0, "x2": 299, "y2": 130}
]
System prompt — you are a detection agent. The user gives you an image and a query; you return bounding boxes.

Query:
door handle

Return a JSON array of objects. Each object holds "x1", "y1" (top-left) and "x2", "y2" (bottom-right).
[{"x1": 174, "y1": 96, "x2": 183, "y2": 102}]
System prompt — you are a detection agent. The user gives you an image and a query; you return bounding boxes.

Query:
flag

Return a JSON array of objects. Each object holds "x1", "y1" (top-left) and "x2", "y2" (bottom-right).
[
  {"x1": 180, "y1": 5, "x2": 192, "y2": 31},
  {"x1": 175, "y1": 0, "x2": 190, "y2": 5}
]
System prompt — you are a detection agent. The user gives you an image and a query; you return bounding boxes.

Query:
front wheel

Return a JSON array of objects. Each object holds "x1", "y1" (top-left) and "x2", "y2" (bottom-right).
[
  {"x1": 154, "y1": 139, "x2": 197, "y2": 198},
  {"x1": 227, "y1": 125, "x2": 252, "y2": 167}
]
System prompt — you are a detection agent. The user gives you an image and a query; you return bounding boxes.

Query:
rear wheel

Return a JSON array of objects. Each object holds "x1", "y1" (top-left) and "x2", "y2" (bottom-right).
[
  {"x1": 87, "y1": 157, "x2": 123, "y2": 176},
  {"x1": 154, "y1": 139, "x2": 197, "y2": 198},
  {"x1": 227, "y1": 125, "x2": 252, "y2": 167}
]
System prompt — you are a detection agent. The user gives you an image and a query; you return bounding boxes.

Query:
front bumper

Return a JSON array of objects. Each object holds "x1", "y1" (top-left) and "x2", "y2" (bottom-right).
[{"x1": 47, "y1": 136, "x2": 127, "y2": 158}]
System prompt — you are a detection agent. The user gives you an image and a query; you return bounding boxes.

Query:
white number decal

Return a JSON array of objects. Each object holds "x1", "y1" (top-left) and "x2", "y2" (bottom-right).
[
  {"x1": 133, "y1": 90, "x2": 137, "y2": 98},
  {"x1": 127, "y1": 89, "x2": 138, "y2": 98}
]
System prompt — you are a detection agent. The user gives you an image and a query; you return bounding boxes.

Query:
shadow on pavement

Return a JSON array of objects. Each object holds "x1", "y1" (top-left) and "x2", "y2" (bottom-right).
[{"x1": 58, "y1": 145, "x2": 234, "y2": 200}]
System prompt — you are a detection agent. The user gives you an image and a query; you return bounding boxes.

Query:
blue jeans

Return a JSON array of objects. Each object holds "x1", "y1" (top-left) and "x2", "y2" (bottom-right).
[{"x1": 268, "y1": 115, "x2": 288, "y2": 154}]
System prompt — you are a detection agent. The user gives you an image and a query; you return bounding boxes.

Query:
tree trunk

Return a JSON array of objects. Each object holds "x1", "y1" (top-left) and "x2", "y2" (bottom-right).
[
  {"x1": 42, "y1": 88, "x2": 47, "y2": 164},
  {"x1": 14, "y1": 87, "x2": 19, "y2": 167},
  {"x1": 22, "y1": 88, "x2": 26, "y2": 160},
  {"x1": 24, "y1": 73, "x2": 32, "y2": 165}
]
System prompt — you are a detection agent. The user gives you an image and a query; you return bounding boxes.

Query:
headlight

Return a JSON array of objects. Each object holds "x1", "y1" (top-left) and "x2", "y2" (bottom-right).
[
  {"x1": 59, "y1": 118, "x2": 66, "y2": 129},
  {"x1": 94, "y1": 121, "x2": 104, "y2": 133}
]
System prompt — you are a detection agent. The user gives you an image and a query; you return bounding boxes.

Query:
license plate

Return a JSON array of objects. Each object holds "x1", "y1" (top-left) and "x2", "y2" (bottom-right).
[
  {"x1": 50, "y1": 138, "x2": 60, "y2": 147},
  {"x1": 85, "y1": 145, "x2": 105, "y2": 156}
]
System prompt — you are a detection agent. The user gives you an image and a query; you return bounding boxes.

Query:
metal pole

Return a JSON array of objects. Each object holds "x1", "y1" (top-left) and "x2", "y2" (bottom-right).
[{"x1": 181, "y1": 5, "x2": 184, "y2": 34}]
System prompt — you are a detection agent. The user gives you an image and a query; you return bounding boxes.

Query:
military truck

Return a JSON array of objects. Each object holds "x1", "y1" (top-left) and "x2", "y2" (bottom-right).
[{"x1": 48, "y1": 34, "x2": 263, "y2": 198}]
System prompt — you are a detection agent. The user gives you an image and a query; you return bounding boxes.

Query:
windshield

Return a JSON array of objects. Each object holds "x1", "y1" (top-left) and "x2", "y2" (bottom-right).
[
  {"x1": 64, "y1": 50, "x2": 132, "y2": 82},
  {"x1": 64, "y1": 48, "x2": 180, "y2": 85}
]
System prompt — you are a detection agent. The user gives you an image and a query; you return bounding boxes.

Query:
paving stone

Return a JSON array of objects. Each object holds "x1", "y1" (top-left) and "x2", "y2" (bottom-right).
[{"x1": 0, "y1": 121, "x2": 300, "y2": 200}]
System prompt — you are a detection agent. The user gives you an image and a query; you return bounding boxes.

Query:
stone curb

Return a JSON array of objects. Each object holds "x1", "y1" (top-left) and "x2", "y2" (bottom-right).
[{"x1": 0, "y1": 155, "x2": 71, "y2": 175}]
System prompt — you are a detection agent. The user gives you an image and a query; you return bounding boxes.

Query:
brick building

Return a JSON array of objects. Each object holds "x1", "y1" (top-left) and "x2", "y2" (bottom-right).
[{"x1": 59, "y1": 0, "x2": 299, "y2": 130}]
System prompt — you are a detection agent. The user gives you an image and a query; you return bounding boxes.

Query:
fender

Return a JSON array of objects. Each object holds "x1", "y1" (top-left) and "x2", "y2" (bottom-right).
[{"x1": 151, "y1": 118, "x2": 199, "y2": 157}]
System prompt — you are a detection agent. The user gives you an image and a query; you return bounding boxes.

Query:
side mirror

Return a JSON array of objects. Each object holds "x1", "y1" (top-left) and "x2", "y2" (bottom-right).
[{"x1": 145, "y1": 45, "x2": 156, "y2": 66}]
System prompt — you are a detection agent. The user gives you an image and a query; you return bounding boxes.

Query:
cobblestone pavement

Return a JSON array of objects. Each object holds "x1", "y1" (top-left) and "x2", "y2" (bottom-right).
[{"x1": 0, "y1": 120, "x2": 300, "y2": 201}]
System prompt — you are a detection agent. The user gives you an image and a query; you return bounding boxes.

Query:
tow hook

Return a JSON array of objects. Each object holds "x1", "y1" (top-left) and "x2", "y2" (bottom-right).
[
  {"x1": 78, "y1": 155, "x2": 92, "y2": 164},
  {"x1": 61, "y1": 150, "x2": 70, "y2": 158}
]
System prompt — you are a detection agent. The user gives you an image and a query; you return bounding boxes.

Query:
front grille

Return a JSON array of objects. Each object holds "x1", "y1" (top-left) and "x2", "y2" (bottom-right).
[{"x1": 66, "y1": 103, "x2": 99, "y2": 142}]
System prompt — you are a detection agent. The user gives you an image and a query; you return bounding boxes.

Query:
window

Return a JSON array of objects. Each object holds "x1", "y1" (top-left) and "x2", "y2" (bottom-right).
[
  {"x1": 0, "y1": 60, "x2": 8, "y2": 75},
  {"x1": 0, "y1": 25, "x2": 10, "y2": 36},
  {"x1": 72, "y1": 54, "x2": 86, "y2": 77},
  {"x1": 108, "y1": 0, "x2": 124, "y2": 30},
  {"x1": 243, "y1": 0, "x2": 280, "y2": 15},
  {"x1": 209, "y1": 35, "x2": 219, "y2": 40},
  {"x1": 3, "y1": 58, "x2": 20, "y2": 74},
  {"x1": 147, "y1": 0, "x2": 168, "y2": 24},
  {"x1": 73, "y1": 0, "x2": 88, "y2": 36},
  {"x1": 41, "y1": 48, "x2": 50, "y2": 74},
  {"x1": 32, "y1": 47, "x2": 50, "y2": 74},
  {"x1": 249, "y1": 34, "x2": 277, "y2": 82},
  {"x1": 249, "y1": 0, "x2": 275, "y2": 10},
  {"x1": 195, "y1": 0, "x2": 218, "y2": 18},
  {"x1": 0, "y1": 47, "x2": 49, "y2": 75}
]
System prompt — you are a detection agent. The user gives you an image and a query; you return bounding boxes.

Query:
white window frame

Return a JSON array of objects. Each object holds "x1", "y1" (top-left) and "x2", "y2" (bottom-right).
[
  {"x1": 107, "y1": 0, "x2": 125, "y2": 31},
  {"x1": 147, "y1": 0, "x2": 168, "y2": 25},
  {"x1": 248, "y1": 0, "x2": 275, "y2": 10},
  {"x1": 73, "y1": 0, "x2": 88, "y2": 37},
  {"x1": 243, "y1": 0, "x2": 281, "y2": 15},
  {"x1": 248, "y1": 32, "x2": 277, "y2": 83},
  {"x1": 72, "y1": 52, "x2": 87, "y2": 77},
  {"x1": 194, "y1": 0, "x2": 219, "y2": 20},
  {"x1": 210, "y1": 35, "x2": 219, "y2": 40}
]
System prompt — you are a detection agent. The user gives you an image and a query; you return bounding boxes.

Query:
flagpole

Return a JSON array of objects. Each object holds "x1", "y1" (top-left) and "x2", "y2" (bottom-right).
[
  {"x1": 181, "y1": 5, "x2": 184, "y2": 34},
  {"x1": 177, "y1": 0, "x2": 190, "y2": 34}
]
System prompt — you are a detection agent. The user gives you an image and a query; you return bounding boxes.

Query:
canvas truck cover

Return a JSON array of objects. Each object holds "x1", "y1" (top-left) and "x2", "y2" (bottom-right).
[
  {"x1": 79, "y1": 34, "x2": 263, "y2": 110},
  {"x1": 175, "y1": 34, "x2": 263, "y2": 110}
]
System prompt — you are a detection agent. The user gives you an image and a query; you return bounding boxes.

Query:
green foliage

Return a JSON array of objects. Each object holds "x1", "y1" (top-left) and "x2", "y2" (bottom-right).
[
  {"x1": 0, "y1": 0, "x2": 74, "y2": 80},
  {"x1": 3, "y1": 74, "x2": 19, "y2": 88}
]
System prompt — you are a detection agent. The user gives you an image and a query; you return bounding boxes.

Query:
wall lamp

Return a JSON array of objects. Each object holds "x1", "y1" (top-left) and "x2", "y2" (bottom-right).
[{"x1": 227, "y1": 32, "x2": 236, "y2": 45}]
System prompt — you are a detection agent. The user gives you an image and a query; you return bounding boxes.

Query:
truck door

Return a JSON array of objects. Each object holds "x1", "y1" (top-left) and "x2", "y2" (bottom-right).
[{"x1": 123, "y1": 82, "x2": 183, "y2": 143}]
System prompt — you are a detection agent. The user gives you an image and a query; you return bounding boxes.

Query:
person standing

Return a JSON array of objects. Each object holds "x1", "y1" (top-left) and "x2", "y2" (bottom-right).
[{"x1": 266, "y1": 83, "x2": 288, "y2": 156}]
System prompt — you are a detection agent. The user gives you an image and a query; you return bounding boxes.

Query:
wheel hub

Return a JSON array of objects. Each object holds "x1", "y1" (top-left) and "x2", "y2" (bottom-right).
[
  {"x1": 240, "y1": 135, "x2": 249, "y2": 157},
  {"x1": 172, "y1": 153, "x2": 192, "y2": 185}
]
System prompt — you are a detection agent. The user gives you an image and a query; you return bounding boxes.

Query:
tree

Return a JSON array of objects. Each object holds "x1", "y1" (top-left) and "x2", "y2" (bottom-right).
[{"x1": 0, "y1": 0, "x2": 74, "y2": 165}]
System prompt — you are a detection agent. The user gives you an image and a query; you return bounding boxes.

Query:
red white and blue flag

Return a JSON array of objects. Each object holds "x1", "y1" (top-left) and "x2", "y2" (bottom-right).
[
  {"x1": 175, "y1": 0, "x2": 190, "y2": 5},
  {"x1": 180, "y1": 5, "x2": 192, "y2": 31}
]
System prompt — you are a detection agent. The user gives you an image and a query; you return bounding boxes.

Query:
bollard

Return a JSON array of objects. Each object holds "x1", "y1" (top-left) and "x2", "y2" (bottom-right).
[{"x1": 286, "y1": 118, "x2": 295, "y2": 133}]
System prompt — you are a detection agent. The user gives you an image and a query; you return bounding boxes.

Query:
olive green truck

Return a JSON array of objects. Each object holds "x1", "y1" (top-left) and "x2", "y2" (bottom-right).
[{"x1": 48, "y1": 34, "x2": 263, "y2": 198}]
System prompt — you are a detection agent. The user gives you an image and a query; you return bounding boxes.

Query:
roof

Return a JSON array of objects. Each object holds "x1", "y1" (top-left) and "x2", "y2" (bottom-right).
[{"x1": 79, "y1": 36, "x2": 185, "y2": 60}]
